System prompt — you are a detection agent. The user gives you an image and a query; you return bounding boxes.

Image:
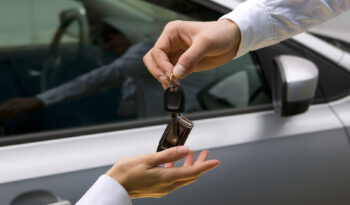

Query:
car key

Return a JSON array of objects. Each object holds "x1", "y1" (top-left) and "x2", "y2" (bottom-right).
[
  {"x1": 157, "y1": 74, "x2": 194, "y2": 152},
  {"x1": 157, "y1": 114, "x2": 194, "y2": 152},
  {"x1": 163, "y1": 79, "x2": 185, "y2": 138}
]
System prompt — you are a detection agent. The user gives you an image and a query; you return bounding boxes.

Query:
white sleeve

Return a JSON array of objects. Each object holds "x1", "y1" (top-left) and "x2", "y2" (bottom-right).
[
  {"x1": 76, "y1": 175, "x2": 132, "y2": 205},
  {"x1": 220, "y1": 0, "x2": 350, "y2": 58}
]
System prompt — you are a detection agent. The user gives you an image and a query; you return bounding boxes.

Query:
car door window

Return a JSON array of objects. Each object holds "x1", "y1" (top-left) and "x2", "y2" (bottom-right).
[
  {"x1": 196, "y1": 54, "x2": 270, "y2": 111},
  {"x1": 0, "y1": 0, "x2": 271, "y2": 141}
]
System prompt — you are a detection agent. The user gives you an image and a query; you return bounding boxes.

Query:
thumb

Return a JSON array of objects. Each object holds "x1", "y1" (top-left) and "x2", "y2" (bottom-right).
[
  {"x1": 151, "y1": 146, "x2": 190, "y2": 166},
  {"x1": 173, "y1": 39, "x2": 210, "y2": 79}
]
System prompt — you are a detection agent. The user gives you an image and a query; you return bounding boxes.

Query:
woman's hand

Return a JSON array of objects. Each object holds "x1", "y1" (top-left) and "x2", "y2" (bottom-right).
[
  {"x1": 106, "y1": 146, "x2": 220, "y2": 199},
  {"x1": 143, "y1": 19, "x2": 241, "y2": 88}
]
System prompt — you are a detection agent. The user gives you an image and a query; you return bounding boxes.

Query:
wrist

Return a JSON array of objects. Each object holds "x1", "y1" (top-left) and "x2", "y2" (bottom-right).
[
  {"x1": 219, "y1": 18, "x2": 241, "y2": 57},
  {"x1": 106, "y1": 164, "x2": 131, "y2": 194}
]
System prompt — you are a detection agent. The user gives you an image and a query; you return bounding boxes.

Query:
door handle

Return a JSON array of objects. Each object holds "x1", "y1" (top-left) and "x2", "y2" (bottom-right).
[
  {"x1": 11, "y1": 190, "x2": 72, "y2": 205},
  {"x1": 48, "y1": 201, "x2": 72, "y2": 205}
]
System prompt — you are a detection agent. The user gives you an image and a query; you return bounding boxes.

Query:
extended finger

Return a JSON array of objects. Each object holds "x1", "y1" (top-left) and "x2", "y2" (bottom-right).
[
  {"x1": 194, "y1": 150, "x2": 209, "y2": 165},
  {"x1": 183, "y1": 150, "x2": 194, "y2": 166},
  {"x1": 162, "y1": 159, "x2": 220, "y2": 181},
  {"x1": 150, "y1": 146, "x2": 189, "y2": 167}
]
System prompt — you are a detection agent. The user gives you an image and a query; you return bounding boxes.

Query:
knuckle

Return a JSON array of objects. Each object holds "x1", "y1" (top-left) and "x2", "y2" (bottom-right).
[
  {"x1": 139, "y1": 153, "x2": 156, "y2": 165},
  {"x1": 147, "y1": 153, "x2": 158, "y2": 162},
  {"x1": 165, "y1": 20, "x2": 182, "y2": 31},
  {"x1": 150, "y1": 50, "x2": 160, "y2": 63},
  {"x1": 142, "y1": 52, "x2": 150, "y2": 64}
]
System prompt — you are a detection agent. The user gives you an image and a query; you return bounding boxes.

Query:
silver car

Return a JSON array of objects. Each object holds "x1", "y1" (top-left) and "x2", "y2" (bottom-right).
[{"x1": 0, "y1": 0, "x2": 350, "y2": 204}]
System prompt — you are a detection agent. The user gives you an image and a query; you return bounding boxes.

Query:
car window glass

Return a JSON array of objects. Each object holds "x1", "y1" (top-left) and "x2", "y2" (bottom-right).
[
  {"x1": 0, "y1": 0, "x2": 81, "y2": 48},
  {"x1": 0, "y1": 0, "x2": 270, "y2": 138}
]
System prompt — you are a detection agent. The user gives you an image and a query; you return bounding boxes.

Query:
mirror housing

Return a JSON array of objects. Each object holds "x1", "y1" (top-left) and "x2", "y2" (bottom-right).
[{"x1": 272, "y1": 55, "x2": 319, "y2": 116}]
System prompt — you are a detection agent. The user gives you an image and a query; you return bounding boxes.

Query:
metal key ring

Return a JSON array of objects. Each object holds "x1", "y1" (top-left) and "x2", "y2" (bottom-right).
[{"x1": 169, "y1": 73, "x2": 180, "y2": 86}]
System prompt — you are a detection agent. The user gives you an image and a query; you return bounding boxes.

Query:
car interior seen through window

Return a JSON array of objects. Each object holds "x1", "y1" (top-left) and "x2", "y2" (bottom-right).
[{"x1": 0, "y1": 0, "x2": 270, "y2": 138}]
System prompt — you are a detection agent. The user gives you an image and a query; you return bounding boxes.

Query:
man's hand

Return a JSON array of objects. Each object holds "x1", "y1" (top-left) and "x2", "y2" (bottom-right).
[
  {"x1": 0, "y1": 97, "x2": 45, "y2": 120},
  {"x1": 106, "y1": 146, "x2": 220, "y2": 199},
  {"x1": 143, "y1": 19, "x2": 241, "y2": 88}
]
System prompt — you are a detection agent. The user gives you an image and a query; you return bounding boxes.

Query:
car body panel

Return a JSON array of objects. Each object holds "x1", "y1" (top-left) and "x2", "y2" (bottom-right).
[
  {"x1": 1, "y1": 124, "x2": 350, "y2": 204},
  {"x1": 330, "y1": 96, "x2": 350, "y2": 135},
  {"x1": 0, "y1": 101, "x2": 344, "y2": 184},
  {"x1": 138, "y1": 129, "x2": 350, "y2": 205},
  {"x1": 1, "y1": 98, "x2": 349, "y2": 203}
]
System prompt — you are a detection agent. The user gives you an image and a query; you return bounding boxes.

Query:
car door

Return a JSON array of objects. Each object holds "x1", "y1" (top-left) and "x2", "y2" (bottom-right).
[
  {"x1": 1, "y1": 0, "x2": 350, "y2": 205},
  {"x1": 135, "y1": 38, "x2": 350, "y2": 204}
]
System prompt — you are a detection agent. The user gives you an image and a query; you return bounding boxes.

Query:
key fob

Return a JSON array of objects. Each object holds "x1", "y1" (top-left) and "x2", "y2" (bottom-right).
[
  {"x1": 164, "y1": 85, "x2": 185, "y2": 113},
  {"x1": 157, "y1": 115, "x2": 194, "y2": 152}
]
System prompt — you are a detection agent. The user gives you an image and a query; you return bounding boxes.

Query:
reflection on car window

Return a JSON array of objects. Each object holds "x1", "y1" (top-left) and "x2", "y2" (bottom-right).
[
  {"x1": 0, "y1": 0, "x2": 270, "y2": 137},
  {"x1": 198, "y1": 56, "x2": 270, "y2": 110}
]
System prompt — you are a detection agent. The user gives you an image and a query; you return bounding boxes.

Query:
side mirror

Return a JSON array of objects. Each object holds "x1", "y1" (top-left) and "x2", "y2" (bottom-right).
[{"x1": 272, "y1": 55, "x2": 319, "y2": 116}]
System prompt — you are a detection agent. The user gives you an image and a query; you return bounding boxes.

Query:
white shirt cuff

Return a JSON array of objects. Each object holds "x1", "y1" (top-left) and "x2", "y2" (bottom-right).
[
  {"x1": 76, "y1": 175, "x2": 132, "y2": 205},
  {"x1": 219, "y1": 0, "x2": 273, "y2": 59}
]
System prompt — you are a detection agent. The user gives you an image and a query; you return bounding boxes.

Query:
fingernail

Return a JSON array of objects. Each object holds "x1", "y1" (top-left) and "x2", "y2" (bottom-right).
[
  {"x1": 173, "y1": 64, "x2": 187, "y2": 78},
  {"x1": 178, "y1": 146, "x2": 189, "y2": 155}
]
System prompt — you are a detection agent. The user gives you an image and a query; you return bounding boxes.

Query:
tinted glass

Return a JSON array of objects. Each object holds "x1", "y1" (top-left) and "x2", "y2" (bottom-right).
[{"x1": 0, "y1": 0, "x2": 270, "y2": 138}]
